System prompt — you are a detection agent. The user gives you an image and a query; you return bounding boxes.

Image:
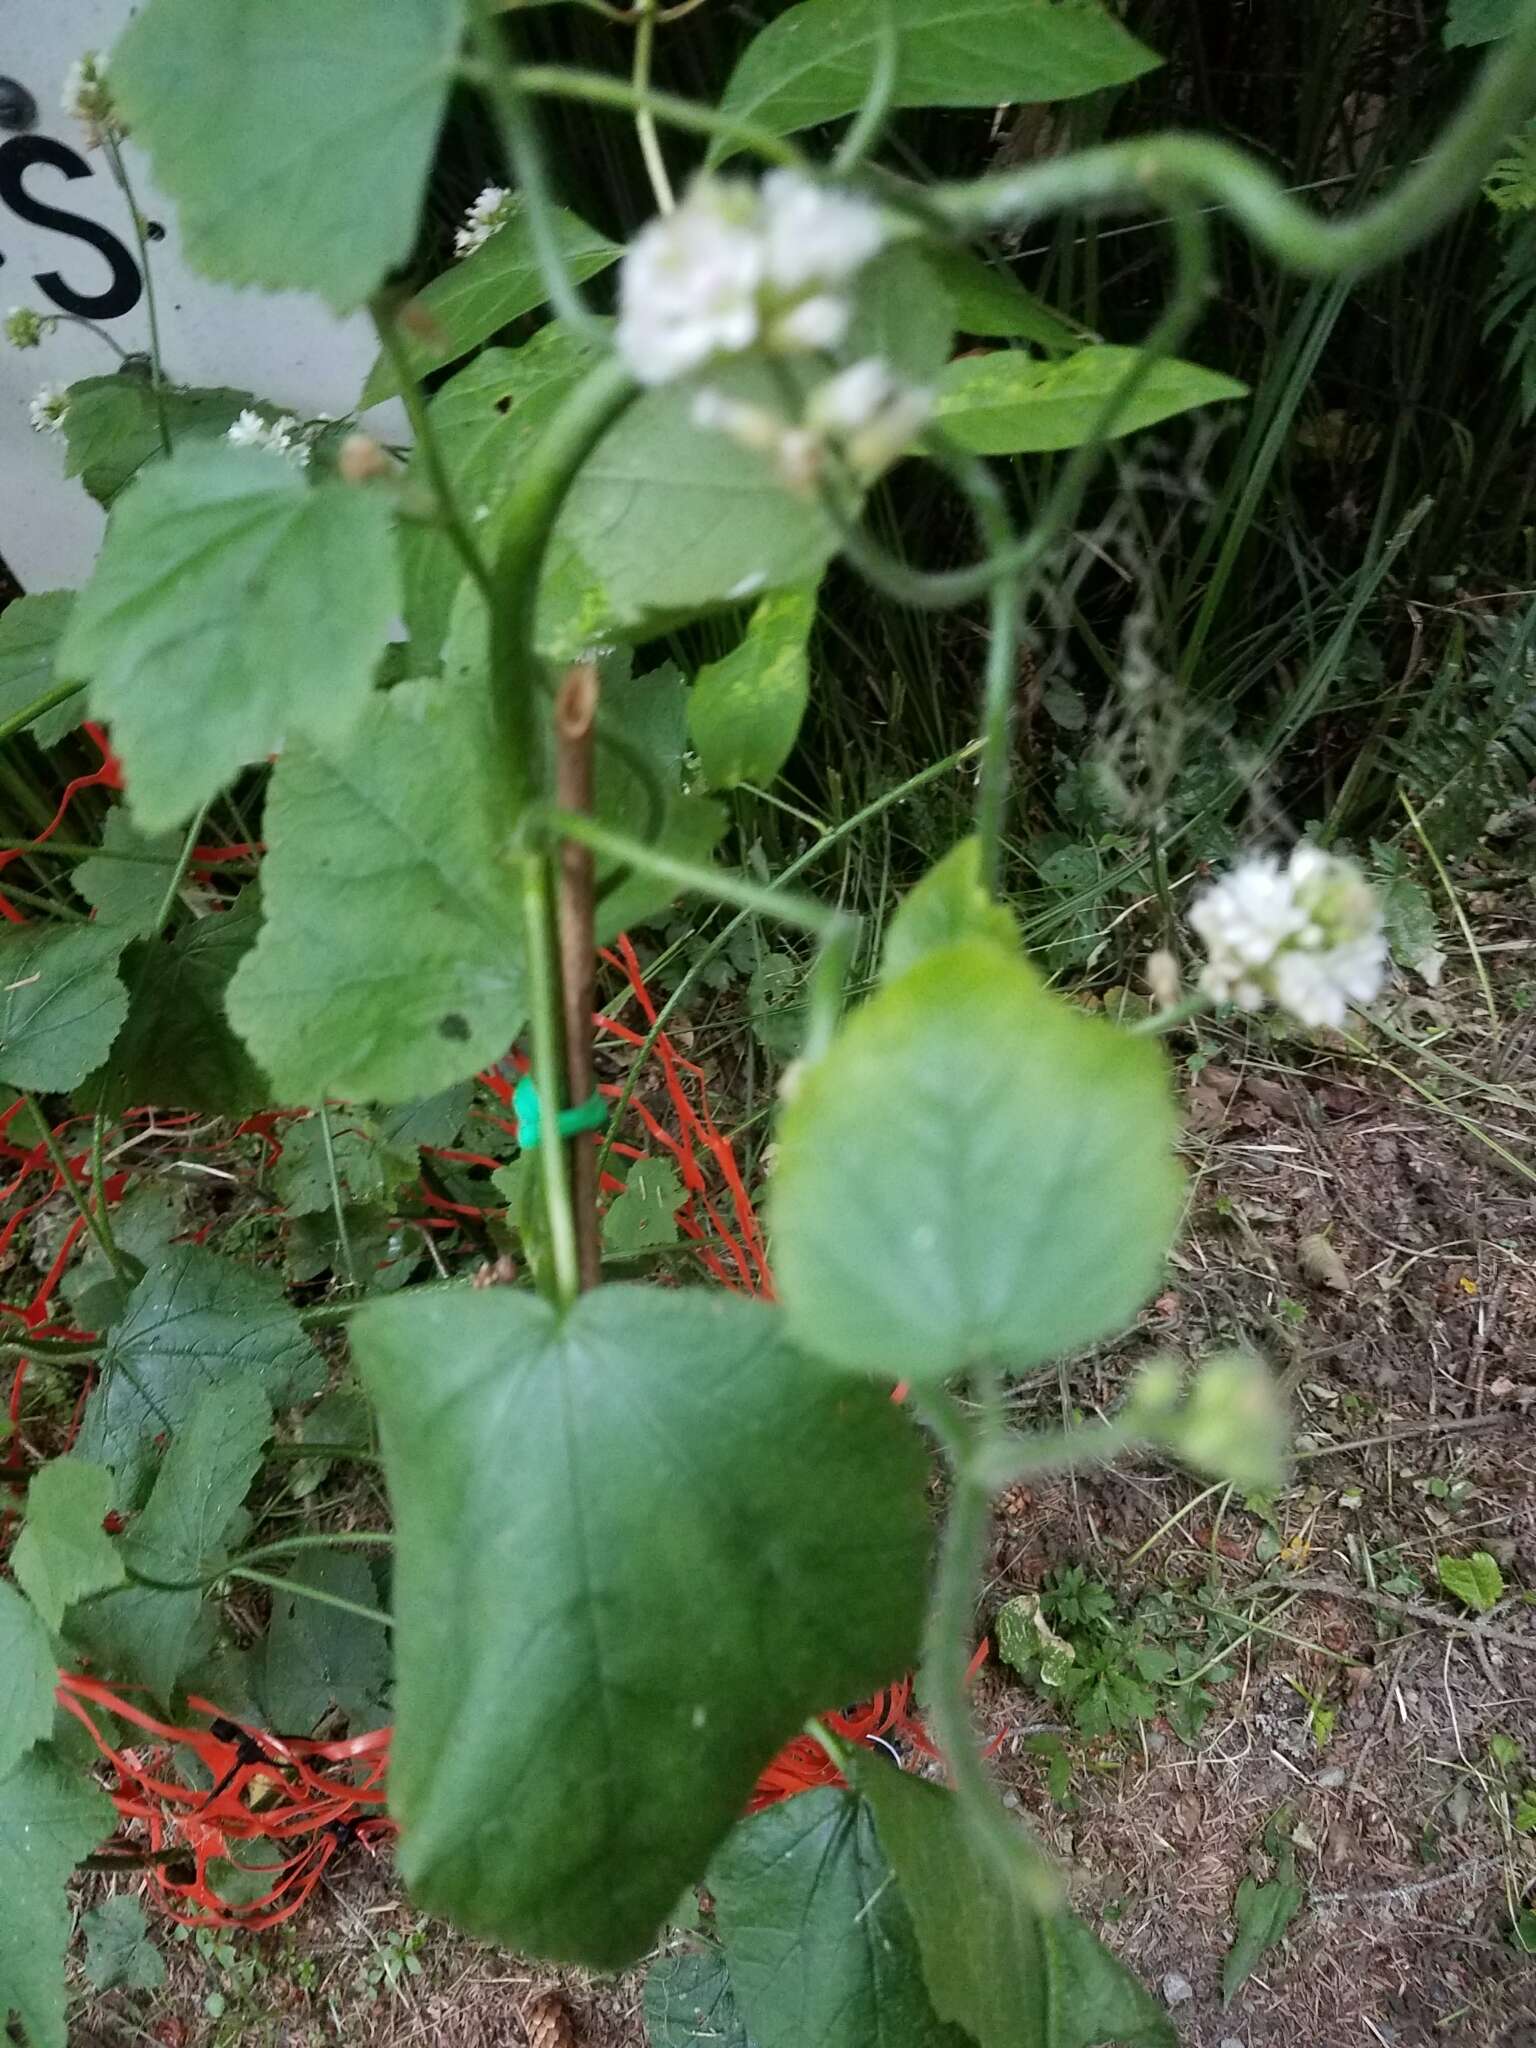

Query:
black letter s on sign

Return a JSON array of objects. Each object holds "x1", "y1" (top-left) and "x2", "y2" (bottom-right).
[{"x1": 0, "y1": 134, "x2": 141, "y2": 318}]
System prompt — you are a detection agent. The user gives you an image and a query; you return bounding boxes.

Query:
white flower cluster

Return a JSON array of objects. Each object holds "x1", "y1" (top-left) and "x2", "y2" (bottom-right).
[
  {"x1": 692, "y1": 357, "x2": 931, "y2": 494},
  {"x1": 62, "y1": 51, "x2": 118, "y2": 146},
  {"x1": 227, "y1": 409, "x2": 311, "y2": 468},
  {"x1": 1189, "y1": 844, "x2": 1387, "y2": 1030},
  {"x1": 454, "y1": 185, "x2": 516, "y2": 260},
  {"x1": 617, "y1": 171, "x2": 885, "y2": 387},
  {"x1": 28, "y1": 383, "x2": 69, "y2": 435}
]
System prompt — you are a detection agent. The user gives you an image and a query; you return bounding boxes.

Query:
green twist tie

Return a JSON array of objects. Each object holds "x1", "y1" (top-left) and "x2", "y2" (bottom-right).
[{"x1": 513, "y1": 1073, "x2": 608, "y2": 1151}]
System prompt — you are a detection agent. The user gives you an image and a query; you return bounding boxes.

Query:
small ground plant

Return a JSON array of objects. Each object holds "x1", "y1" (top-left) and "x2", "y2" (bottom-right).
[{"x1": 4, "y1": 4, "x2": 1536, "y2": 2046}]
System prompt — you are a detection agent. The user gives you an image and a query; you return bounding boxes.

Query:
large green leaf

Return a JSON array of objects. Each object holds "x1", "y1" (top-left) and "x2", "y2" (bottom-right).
[
  {"x1": 589, "y1": 663, "x2": 726, "y2": 939},
  {"x1": 10, "y1": 1460, "x2": 126, "y2": 1632},
  {"x1": 112, "y1": 0, "x2": 465, "y2": 310},
  {"x1": 62, "y1": 376, "x2": 257, "y2": 506},
  {"x1": 91, "y1": 890, "x2": 272, "y2": 1117},
  {"x1": 226, "y1": 678, "x2": 526, "y2": 1102},
  {"x1": 399, "y1": 327, "x2": 601, "y2": 659},
  {"x1": 845, "y1": 245, "x2": 956, "y2": 384},
  {"x1": 80, "y1": 1896, "x2": 166, "y2": 1994},
  {"x1": 922, "y1": 246, "x2": 1085, "y2": 351},
  {"x1": 0, "y1": 592, "x2": 84, "y2": 748},
  {"x1": 356, "y1": 1284, "x2": 929, "y2": 1966},
  {"x1": 689, "y1": 587, "x2": 818, "y2": 792},
  {"x1": 70, "y1": 809, "x2": 181, "y2": 935},
  {"x1": 770, "y1": 937, "x2": 1182, "y2": 1382},
  {"x1": 936, "y1": 347, "x2": 1247, "y2": 454},
  {"x1": 61, "y1": 445, "x2": 398, "y2": 832},
  {"x1": 69, "y1": 1382, "x2": 271, "y2": 1699},
  {"x1": 645, "y1": 1948, "x2": 757, "y2": 2048},
  {"x1": 713, "y1": 1788, "x2": 968, "y2": 2048},
  {"x1": 849, "y1": 1756, "x2": 1174, "y2": 2048},
  {"x1": 0, "y1": 1748, "x2": 114, "y2": 2048},
  {"x1": 359, "y1": 202, "x2": 619, "y2": 406},
  {"x1": 717, "y1": 0, "x2": 1160, "y2": 143},
  {"x1": 881, "y1": 838, "x2": 1019, "y2": 983},
  {"x1": 1445, "y1": 0, "x2": 1519, "y2": 44},
  {"x1": 0, "y1": 1580, "x2": 56, "y2": 1781},
  {"x1": 545, "y1": 369, "x2": 838, "y2": 651},
  {"x1": 75, "y1": 1244, "x2": 320, "y2": 1502},
  {"x1": 248, "y1": 1552, "x2": 390, "y2": 1734},
  {"x1": 0, "y1": 923, "x2": 129, "y2": 1093}
]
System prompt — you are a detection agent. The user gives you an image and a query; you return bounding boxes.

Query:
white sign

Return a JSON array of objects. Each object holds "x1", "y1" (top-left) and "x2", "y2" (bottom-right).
[{"x1": 1, "y1": 0, "x2": 392, "y2": 591}]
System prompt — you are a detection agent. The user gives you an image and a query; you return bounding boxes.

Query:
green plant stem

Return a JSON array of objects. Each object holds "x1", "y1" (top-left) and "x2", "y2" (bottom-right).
[
  {"x1": 973, "y1": 1413, "x2": 1137, "y2": 1493},
  {"x1": 1398, "y1": 786, "x2": 1499, "y2": 1039},
  {"x1": 496, "y1": 64, "x2": 804, "y2": 169},
  {"x1": 369, "y1": 300, "x2": 495, "y2": 607},
  {"x1": 632, "y1": 0, "x2": 675, "y2": 213},
  {"x1": 316, "y1": 1101, "x2": 360, "y2": 1293},
  {"x1": 47, "y1": 311, "x2": 132, "y2": 363},
  {"x1": 921, "y1": 1379, "x2": 1062, "y2": 1911},
  {"x1": 938, "y1": 448, "x2": 1022, "y2": 897},
  {"x1": 831, "y1": 0, "x2": 898, "y2": 176},
  {"x1": 297, "y1": 1277, "x2": 476, "y2": 1327},
  {"x1": 125, "y1": 1529, "x2": 394, "y2": 1594},
  {"x1": 226, "y1": 1565, "x2": 391, "y2": 1628},
  {"x1": 486, "y1": 358, "x2": 635, "y2": 807},
  {"x1": 20, "y1": 1095, "x2": 129, "y2": 1283},
  {"x1": 594, "y1": 739, "x2": 980, "y2": 1180},
  {"x1": 463, "y1": 0, "x2": 613, "y2": 345},
  {"x1": 103, "y1": 132, "x2": 171, "y2": 459},
  {"x1": 0, "y1": 1332, "x2": 101, "y2": 1361},
  {"x1": 0, "y1": 681, "x2": 85, "y2": 748},
  {"x1": 834, "y1": 205, "x2": 1213, "y2": 611},
  {"x1": 935, "y1": 13, "x2": 1536, "y2": 274},
  {"x1": 1131, "y1": 988, "x2": 1216, "y2": 1036},
  {"x1": 540, "y1": 808, "x2": 848, "y2": 940},
  {"x1": 521, "y1": 851, "x2": 581, "y2": 1308}
]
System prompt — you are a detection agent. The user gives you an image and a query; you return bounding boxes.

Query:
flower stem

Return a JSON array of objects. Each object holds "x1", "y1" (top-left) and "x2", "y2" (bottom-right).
[
  {"x1": 22, "y1": 1095, "x2": 129, "y2": 1283},
  {"x1": 920, "y1": 1374, "x2": 1062, "y2": 1911},
  {"x1": 632, "y1": 0, "x2": 676, "y2": 214},
  {"x1": 103, "y1": 133, "x2": 171, "y2": 458},
  {"x1": 369, "y1": 298, "x2": 495, "y2": 607},
  {"x1": 485, "y1": 358, "x2": 635, "y2": 808}
]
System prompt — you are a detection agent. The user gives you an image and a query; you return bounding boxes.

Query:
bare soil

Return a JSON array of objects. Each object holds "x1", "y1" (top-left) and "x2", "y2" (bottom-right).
[{"x1": 66, "y1": 949, "x2": 1536, "y2": 2048}]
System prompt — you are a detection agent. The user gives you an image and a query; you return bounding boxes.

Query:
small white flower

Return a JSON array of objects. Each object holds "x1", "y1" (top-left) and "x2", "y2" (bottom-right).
[
  {"x1": 619, "y1": 180, "x2": 764, "y2": 385},
  {"x1": 617, "y1": 172, "x2": 885, "y2": 387},
  {"x1": 807, "y1": 357, "x2": 931, "y2": 476},
  {"x1": 765, "y1": 293, "x2": 850, "y2": 354},
  {"x1": 62, "y1": 51, "x2": 117, "y2": 144},
  {"x1": 454, "y1": 184, "x2": 516, "y2": 260},
  {"x1": 759, "y1": 170, "x2": 885, "y2": 295},
  {"x1": 28, "y1": 382, "x2": 69, "y2": 435},
  {"x1": 1189, "y1": 844, "x2": 1387, "y2": 1029},
  {"x1": 226, "y1": 408, "x2": 310, "y2": 467}
]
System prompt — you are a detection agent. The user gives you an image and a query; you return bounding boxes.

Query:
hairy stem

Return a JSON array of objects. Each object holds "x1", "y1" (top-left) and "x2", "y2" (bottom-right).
[
  {"x1": 22, "y1": 1097, "x2": 128, "y2": 1284},
  {"x1": 369, "y1": 299, "x2": 495, "y2": 606},
  {"x1": 935, "y1": 9, "x2": 1536, "y2": 279},
  {"x1": 921, "y1": 1378, "x2": 1062, "y2": 1910},
  {"x1": 486, "y1": 358, "x2": 635, "y2": 808},
  {"x1": 103, "y1": 133, "x2": 171, "y2": 458},
  {"x1": 632, "y1": 0, "x2": 676, "y2": 213},
  {"x1": 464, "y1": 0, "x2": 612, "y2": 345}
]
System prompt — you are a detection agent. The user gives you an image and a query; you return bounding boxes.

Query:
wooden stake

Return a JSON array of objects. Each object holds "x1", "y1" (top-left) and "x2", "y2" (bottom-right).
[{"x1": 554, "y1": 661, "x2": 601, "y2": 1292}]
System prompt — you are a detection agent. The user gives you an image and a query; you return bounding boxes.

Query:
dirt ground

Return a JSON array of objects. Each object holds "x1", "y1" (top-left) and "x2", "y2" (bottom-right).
[{"x1": 65, "y1": 931, "x2": 1536, "y2": 2048}]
